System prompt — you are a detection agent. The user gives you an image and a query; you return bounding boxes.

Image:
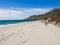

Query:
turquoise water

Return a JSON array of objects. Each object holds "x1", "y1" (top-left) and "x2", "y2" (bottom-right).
[{"x1": 0, "y1": 20, "x2": 36, "y2": 25}]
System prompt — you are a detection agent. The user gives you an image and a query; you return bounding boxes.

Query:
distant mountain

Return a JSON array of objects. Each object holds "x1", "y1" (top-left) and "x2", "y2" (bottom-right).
[{"x1": 26, "y1": 8, "x2": 60, "y2": 20}]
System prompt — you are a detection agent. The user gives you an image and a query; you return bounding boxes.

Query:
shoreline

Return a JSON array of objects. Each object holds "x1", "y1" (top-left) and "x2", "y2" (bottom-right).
[{"x1": 0, "y1": 20, "x2": 38, "y2": 28}]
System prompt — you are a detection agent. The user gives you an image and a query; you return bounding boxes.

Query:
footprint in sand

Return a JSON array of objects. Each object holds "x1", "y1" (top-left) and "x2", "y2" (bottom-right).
[
  {"x1": 21, "y1": 40, "x2": 27, "y2": 43},
  {"x1": 16, "y1": 34, "x2": 23, "y2": 39},
  {"x1": 21, "y1": 39, "x2": 29, "y2": 44},
  {"x1": 19, "y1": 36, "x2": 23, "y2": 38},
  {"x1": 0, "y1": 34, "x2": 5, "y2": 38},
  {"x1": 17, "y1": 42, "x2": 20, "y2": 45},
  {"x1": 17, "y1": 42, "x2": 23, "y2": 45},
  {"x1": 1, "y1": 34, "x2": 5, "y2": 37},
  {"x1": 2, "y1": 34, "x2": 5, "y2": 36}
]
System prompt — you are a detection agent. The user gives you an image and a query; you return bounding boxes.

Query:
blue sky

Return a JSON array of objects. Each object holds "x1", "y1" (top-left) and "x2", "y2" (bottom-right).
[
  {"x1": 0, "y1": 0, "x2": 60, "y2": 8},
  {"x1": 0, "y1": 0, "x2": 60, "y2": 20}
]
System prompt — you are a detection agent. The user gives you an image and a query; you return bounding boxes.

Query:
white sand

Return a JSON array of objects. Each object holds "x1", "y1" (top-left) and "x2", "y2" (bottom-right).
[{"x1": 0, "y1": 21, "x2": 60, "y2": 45}]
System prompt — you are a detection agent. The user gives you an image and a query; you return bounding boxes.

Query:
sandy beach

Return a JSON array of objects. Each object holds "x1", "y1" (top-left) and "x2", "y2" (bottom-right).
[{"x1": 0, "y1": 21, "x2": 60, "y2": 45}]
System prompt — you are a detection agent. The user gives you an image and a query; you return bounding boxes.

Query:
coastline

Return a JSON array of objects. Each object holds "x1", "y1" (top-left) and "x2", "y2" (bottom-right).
[
  {"x1": 0, "y1": 20, "x2": 37, "y2": 28},
  {"x1": 0, "y1": 21, "x2": 60, "y2": 45}
]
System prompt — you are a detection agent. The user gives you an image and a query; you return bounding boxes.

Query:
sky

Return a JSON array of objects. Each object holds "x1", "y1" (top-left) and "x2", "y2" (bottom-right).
[{"x1": 0, "y1": 0, "x2": 60, "y2": 20}]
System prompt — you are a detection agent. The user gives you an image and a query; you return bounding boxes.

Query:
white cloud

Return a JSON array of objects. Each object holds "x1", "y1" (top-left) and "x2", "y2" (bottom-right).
[{"x1": 0, "y1": 8, "x2": 51, "y2": 20}]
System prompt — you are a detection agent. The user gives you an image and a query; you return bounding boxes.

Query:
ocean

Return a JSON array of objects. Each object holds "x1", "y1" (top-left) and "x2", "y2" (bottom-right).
[{"x1": 0, "y1": 20, "x2": 36, "y2": 27}]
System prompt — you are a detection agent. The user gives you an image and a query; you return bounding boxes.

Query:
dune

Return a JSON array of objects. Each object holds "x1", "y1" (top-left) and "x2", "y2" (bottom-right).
[{"x1": 0, "y1": 21, "x2": 60, "y2": 45}]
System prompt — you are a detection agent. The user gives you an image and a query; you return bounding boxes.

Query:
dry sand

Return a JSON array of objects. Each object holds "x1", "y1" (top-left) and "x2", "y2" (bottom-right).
[{"x1": 0, "y1": 21, "x2": 60, "y2": 45}]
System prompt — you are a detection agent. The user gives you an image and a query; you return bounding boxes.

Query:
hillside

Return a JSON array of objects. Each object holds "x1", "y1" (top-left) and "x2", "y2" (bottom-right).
[
  {"x1": 26, "y1": 8, "x2": 60, "y2": 20},
  {"x1": 26, "y1": 8, "x2": 60, "y2": 26}
]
